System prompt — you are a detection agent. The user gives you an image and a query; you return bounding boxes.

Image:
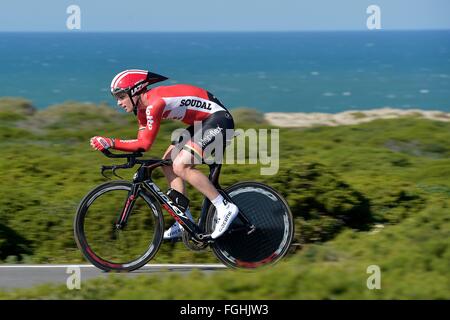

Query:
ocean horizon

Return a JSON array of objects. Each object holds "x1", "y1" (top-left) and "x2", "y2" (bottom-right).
[{"x1": 1, "y1": 30, "x2": 449, "y2": 113}]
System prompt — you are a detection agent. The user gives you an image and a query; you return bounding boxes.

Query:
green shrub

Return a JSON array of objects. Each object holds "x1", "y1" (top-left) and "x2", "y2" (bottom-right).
[
  {"x1": 0, "y1": 223, "x2": 32, "y2": 261},
  {"x1": 1, "y1": 98, "x2": 449, "y2": 299},
  {"x1": 268, "y1": 162, "x2": 371, "y2": 243},
  {"x1": 230, "y1": 108, "x2": 267, "y2": 125},
  {"x1": 0, "y1": 97, "x2": 36, "y2": 116}
]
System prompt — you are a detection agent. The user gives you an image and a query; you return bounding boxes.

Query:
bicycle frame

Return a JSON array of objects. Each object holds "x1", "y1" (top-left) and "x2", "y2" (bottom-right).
[{"x1": 114, "y1": 158, "x2": 253, "y2": 243}]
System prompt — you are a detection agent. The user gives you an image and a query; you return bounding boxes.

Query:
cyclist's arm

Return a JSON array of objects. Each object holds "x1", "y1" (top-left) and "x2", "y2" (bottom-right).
[{"x1": 113, "y1": 98, "x2": 165, "y2": 152}]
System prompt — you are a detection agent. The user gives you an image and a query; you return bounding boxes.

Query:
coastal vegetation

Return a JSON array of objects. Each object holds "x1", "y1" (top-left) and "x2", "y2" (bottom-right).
[{"x1": 1, "y1": 97, "x2": 449, "y2": 299}]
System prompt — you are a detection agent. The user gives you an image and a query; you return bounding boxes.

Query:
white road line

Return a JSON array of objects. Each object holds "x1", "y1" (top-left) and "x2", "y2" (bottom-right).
[{"x1": 0, "y1": 264, "x2": 226, "y2": 269}]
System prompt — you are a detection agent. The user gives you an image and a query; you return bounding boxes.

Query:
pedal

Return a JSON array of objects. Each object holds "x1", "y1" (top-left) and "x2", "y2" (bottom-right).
[{"x1": 198, "y1": 233, "x2": 215, "y2": 244}]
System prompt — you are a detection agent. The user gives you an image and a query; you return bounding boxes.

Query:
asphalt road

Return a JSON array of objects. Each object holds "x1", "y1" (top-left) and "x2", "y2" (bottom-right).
[{"x1": 0, "y1": 264, "x2": 227, "y2": 290}]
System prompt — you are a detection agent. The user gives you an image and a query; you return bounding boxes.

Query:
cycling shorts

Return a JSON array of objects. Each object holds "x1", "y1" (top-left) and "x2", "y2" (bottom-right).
[{"x1": 171, "y1": 111, "x2": 235, "y2": 163}]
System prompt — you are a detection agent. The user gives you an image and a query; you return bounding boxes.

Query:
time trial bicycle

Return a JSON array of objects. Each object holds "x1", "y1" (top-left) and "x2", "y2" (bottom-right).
[{"x1": 74, "y1": 149, "x2": 294, "y2": 271}]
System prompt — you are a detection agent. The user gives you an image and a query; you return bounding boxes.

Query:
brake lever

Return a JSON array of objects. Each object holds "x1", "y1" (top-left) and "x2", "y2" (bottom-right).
[
  {"x1": 112, "y1": 166, "x2": 124, "y2": 179},
  {"x1": 101, "y1": 166, "x2": 112, "y2": 180},
  {"x1": 100, "y1": 161, "x2": 133, "y2": 180}
]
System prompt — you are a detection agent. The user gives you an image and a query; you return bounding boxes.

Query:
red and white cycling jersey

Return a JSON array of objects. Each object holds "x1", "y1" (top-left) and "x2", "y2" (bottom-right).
[{"x1": 114, "y1": 84, "x2": 228, "y2": 152}]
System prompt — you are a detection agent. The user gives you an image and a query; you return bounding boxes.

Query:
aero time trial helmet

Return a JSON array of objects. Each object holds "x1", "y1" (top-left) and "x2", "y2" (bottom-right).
[{"x1": 110, "y1": 69, "x2": 168, "y2": 99}]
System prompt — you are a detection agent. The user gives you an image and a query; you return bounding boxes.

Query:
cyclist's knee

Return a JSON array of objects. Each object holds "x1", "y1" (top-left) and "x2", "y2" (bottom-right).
[
  {"x1": 172, "y1": 159, "x2": 187, "y2": 178},
  {"x1": 173, "y1": 153, "x2": 195, "y2": 178}
]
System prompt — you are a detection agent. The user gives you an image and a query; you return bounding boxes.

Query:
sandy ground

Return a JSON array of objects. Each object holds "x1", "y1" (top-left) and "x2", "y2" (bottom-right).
[{"x1": 264, "y1": 108, "x2": 450, "y2": 127}]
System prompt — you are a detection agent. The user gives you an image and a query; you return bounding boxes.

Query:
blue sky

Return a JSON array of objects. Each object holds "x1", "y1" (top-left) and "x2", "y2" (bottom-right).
[{"x1": 0, "y1": 0, "x2": 449, "y2": 31}]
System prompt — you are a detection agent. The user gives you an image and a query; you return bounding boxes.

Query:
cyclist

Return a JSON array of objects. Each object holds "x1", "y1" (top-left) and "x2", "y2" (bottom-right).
[{"x1": 90, "y1": 69, "x2": 238, "y2": 240}]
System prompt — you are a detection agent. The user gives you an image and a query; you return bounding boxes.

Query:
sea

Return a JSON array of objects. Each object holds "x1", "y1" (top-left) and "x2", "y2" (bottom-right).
[{"x1": 0, "y1": 31, "x2": 449, "y2": 112}]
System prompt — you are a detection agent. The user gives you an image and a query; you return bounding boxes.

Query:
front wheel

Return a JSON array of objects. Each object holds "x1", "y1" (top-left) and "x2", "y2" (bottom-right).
[
  {"x1": 206, "y1": 182, "x2": 294, "y2": 269},
  {"x1": 74, "y1": 180, "x2": 164, "y2": 272}
]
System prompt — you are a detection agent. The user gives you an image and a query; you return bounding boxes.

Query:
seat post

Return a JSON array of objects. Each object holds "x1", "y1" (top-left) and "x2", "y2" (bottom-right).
[
  {"x1": 208, "y1": 163, "x2": 222, "y2": 188},
  {"x1": 206, "y1": 131, "x2": 239, "y2": 188}
]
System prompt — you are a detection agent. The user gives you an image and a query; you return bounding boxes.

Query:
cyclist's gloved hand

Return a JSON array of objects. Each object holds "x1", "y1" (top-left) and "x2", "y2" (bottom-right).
[{"x1": 90, "y1": 136, "x2": 115, "y2": 151}]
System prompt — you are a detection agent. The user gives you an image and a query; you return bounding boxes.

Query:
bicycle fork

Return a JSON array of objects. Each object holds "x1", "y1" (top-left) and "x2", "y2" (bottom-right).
[{"x1": 115, "y1": 183, "x2": 140, "y2": 230}]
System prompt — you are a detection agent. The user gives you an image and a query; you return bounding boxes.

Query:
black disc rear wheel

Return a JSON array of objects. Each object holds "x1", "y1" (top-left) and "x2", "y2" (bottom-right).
[{"x1": 206, "y1": 182, "x2": 294, "y2": 269}]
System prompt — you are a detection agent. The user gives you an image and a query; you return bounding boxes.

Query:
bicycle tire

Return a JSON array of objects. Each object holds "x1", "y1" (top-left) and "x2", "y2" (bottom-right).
[
  {"x1": 206, "y1": 181, "x2": 294, "y2": 269},
  {"x1": 74, "y1": 180, "x2": 164, "y2": 272}
]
